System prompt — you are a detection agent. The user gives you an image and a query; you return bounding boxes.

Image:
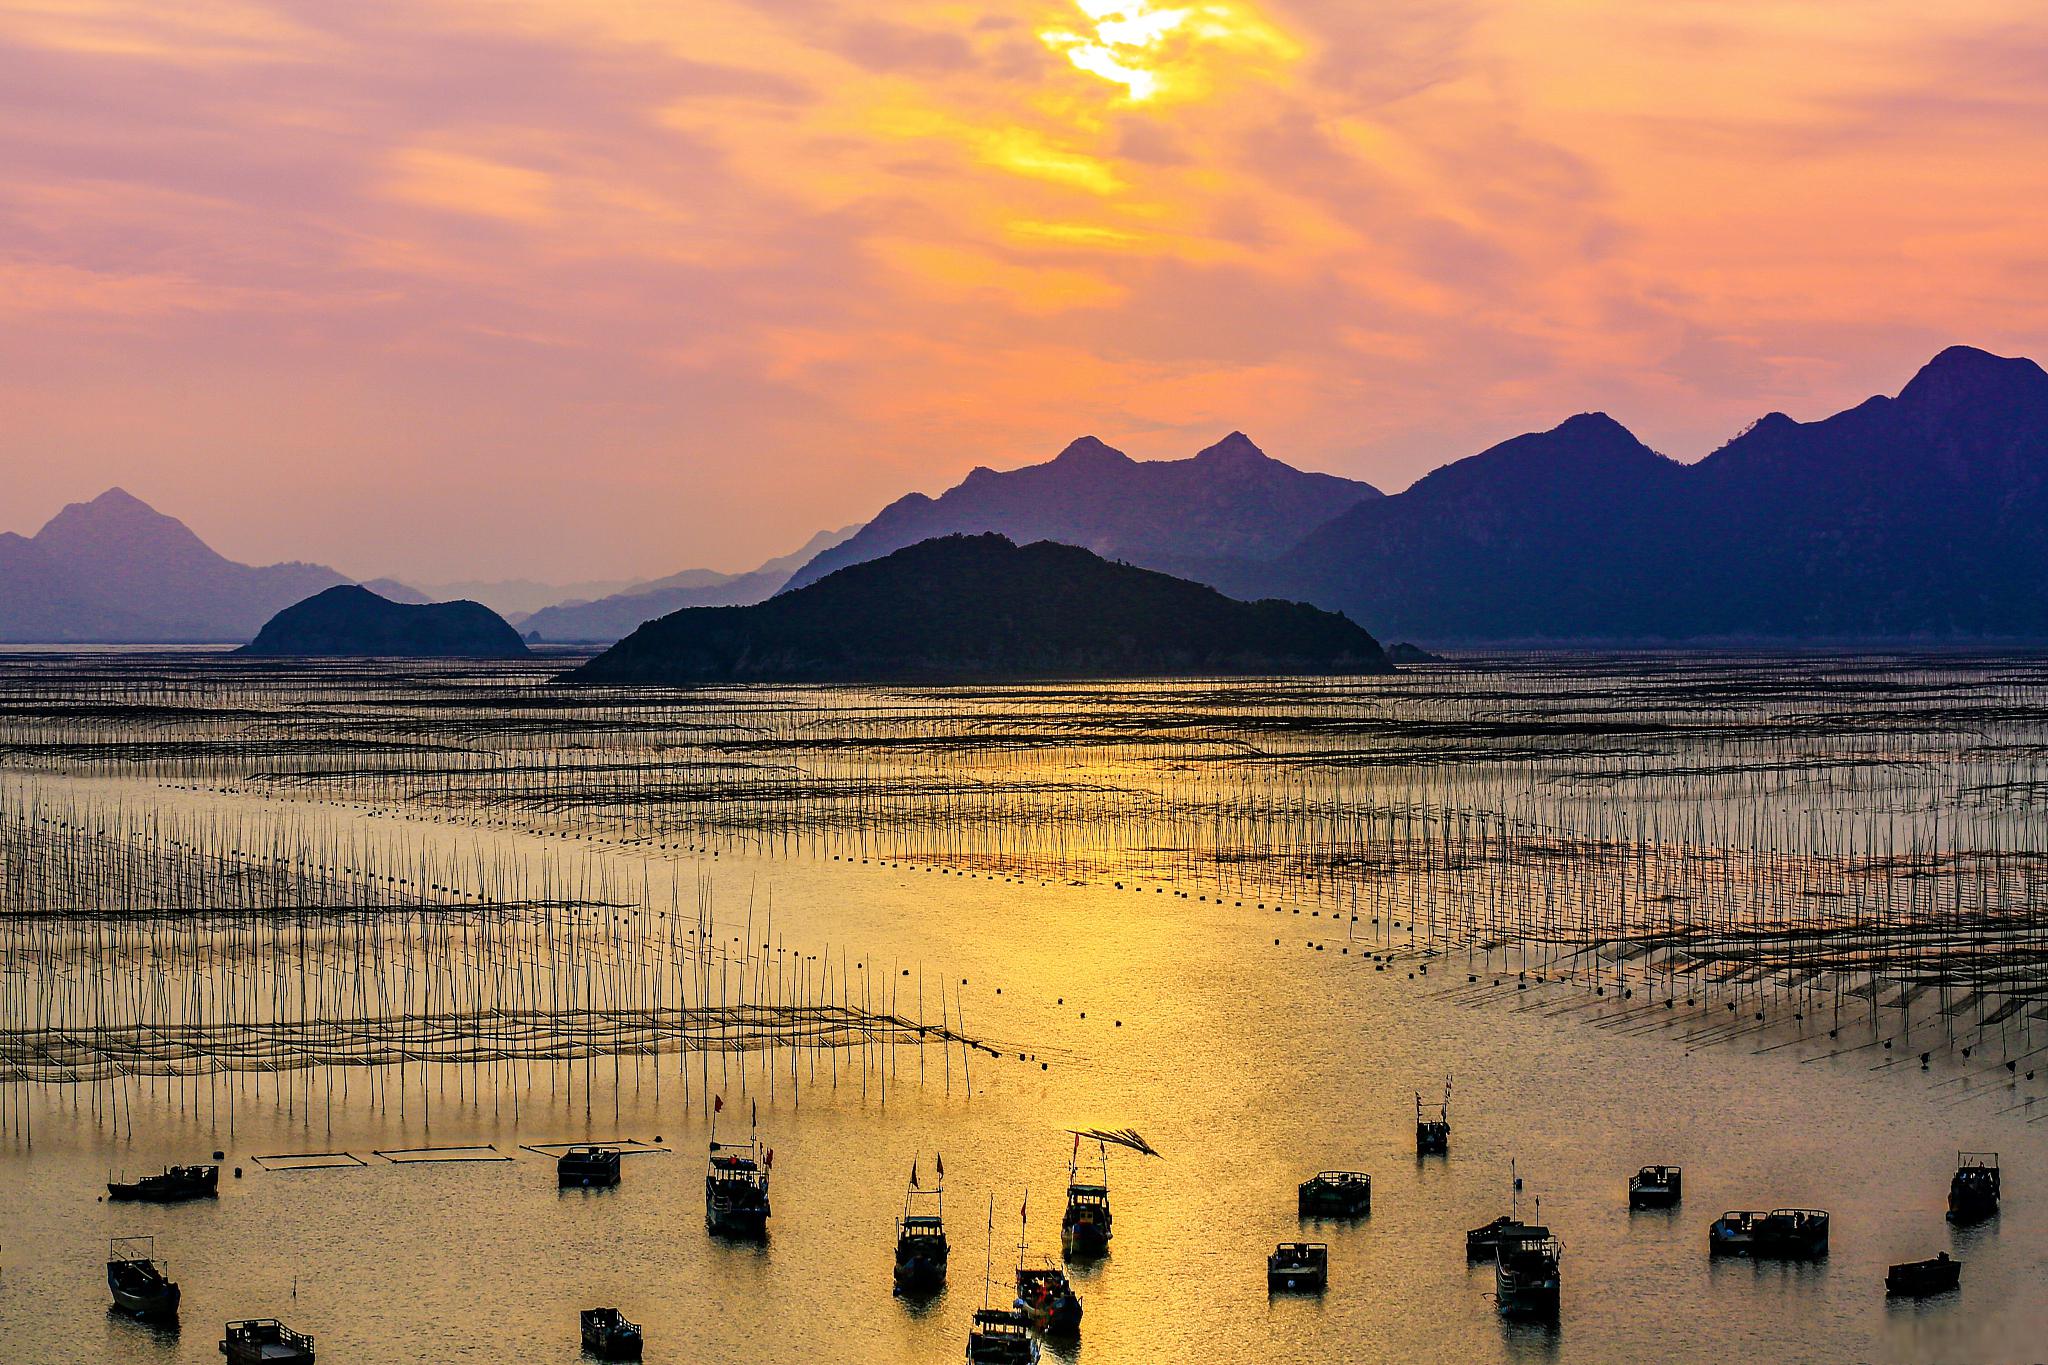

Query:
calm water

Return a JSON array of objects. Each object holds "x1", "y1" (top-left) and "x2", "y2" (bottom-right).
[{"x1": 2, "y1": 655, "x2": 2046, "y2": 1363}]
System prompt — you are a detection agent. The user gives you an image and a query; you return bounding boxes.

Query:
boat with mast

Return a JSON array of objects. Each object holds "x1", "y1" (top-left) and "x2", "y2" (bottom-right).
[
  {"x1": 895, "y1": 1153, "x2": 949, "y2": 1293},
  {"x1": 1061, "y1": 1136, "x2": 1112, "y2": 1260},
  {"x1": 1416, "y1": 1075, "x2": 1451, "y2": 1156},
  {"x1": 705, "y1": 1095, "x2": 772, "y2": 1238},
  {"x1": 1489, "y1": 1164, "x2": 1561, "y2": 1321},
  {"x1": 106, "y1": 1236, "x2": 180, "y2": 1321},
  {"x1": 1013, "y1": 1191, "x2": 1082, "y2": 1337},
  {"x1": 965, "y1": 1195, "x2": 1038, "y2": 1363}
]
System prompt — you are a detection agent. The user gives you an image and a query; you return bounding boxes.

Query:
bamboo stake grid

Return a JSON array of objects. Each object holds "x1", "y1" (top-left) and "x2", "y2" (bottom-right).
[
  {"x1": 2, "y1": 649, "x2": 2048, "y2": 1090},
  {"x1": 0, "y1": 783, "x2": 997, "y2": 1137}
]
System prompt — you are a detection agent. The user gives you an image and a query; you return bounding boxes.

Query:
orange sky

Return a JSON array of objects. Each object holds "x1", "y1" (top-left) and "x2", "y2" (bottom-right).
[{"x1": 1, "y1": 0, "x2": 2043, "y2": 581}]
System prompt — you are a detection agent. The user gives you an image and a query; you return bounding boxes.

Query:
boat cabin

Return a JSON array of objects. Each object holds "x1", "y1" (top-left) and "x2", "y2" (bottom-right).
[
  {"x1": 1629, "y1": 1165, "x2": 1683, "y2": 1209},
  {"x1": 965, "y1": 1307, "x2": 1038, "y2": 1363},
  {"x1": 557, "y1": 1146, "x2": 622, "y2": 1188},
  {"x1": 1267, "y1": 1241, "x2": 1329, "y2": 1291},
  {"x1": 580, "y1": 1307, "x2": 644, "y2": 1360},
  {"x1": 1494, "y1": 1229, "x2": 1563, "y2": 1320},
  {"x1": 706, "y1": 1142, "x2": 773, "y2": 1235},
  {"x1": 1298, "y1": 1170, "x2": 1372, "y2": 1217},
  {"x1": 1061, "y1": 1183, "x2": 1112, "y2": 1258},
  {"x1": 1709, "y1": 1208, "x2": 1829, "y2": 1259},
  {"x1": 1467, "y1": 1215, "x2": 1547, "y2": 1260},
  {"x1": 1948, "y1": 1152, "x2": 2000, "y2": 1224},
  {"x1": 220, "y1": 1319, "x2": 316, "y2": 1365},
  {"x1": 1886, "y1": 1252, "x2": 1961, "y2": 1298}
]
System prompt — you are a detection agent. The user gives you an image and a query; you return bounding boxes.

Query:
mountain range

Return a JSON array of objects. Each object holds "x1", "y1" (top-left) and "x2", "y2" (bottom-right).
[
  {"x1": 570, "y1": 533, "x2": 1393, "y2": 684},
  {"x1": 778, "y1": 432, "x2": 1380, "y2": 593},
  {"x1": 8, "y1": 344, "x2": 2043, "y2": 648},
  {"x1": 0, "y1": 489, "x2": 347, "y2": 642}
]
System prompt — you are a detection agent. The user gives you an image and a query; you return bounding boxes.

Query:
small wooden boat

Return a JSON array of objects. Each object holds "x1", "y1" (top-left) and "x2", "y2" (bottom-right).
[
  {"x1": 1494, "y1": 1227, "x2": 1562, "y2": 1320},
  {"x1": 1886, "y1": 1252, "x2": 1961, "y2": 1298},
  {"x1": 107, "y1": 1236, "x2": 180, "y2": 1320},
  {"x1": 580, "y1": 1307, "x2": 643, "y2": 1360},
  {"x1": 895, "y1": 1157, "x2": 949, "y2": 1293},
  {"x1": 1708, "y1": 1209, "x2": 1829, "y2": 1259},
  {"x1": 1015, "y1": 1257, "x2": 1082, "y2": 1335},
  {"x1": 1060, "y1": 1140, "x2": 1112, "y2": 1260},
  {"x1": 558, "y1": 1146, "x2": 622, "y2": 1189},
  {"x1": 1267, "y1": 1241, "x2": 1328, "y2": 1291},
  {"x1": 1467, "y1": 1215, "x2": 1545, "y2": 1260},
  {"x1": 1416, "y1": 1075, "x2": 1451, "y2": 1156},
  {"x1": 219, "y1": 1319, "x2": 315, "y2": 1364},
  {"x1": 965, "y1": 1307, "x2": 1038, "y2": 1363},
  {"x1": 1629, "y1": 1165, "x2": 1683, "y2": 1209},
  {"x1": 706, "y1": 1136, "x2": 772, "y2": 1237},
  {"x1": 109, "y1": 1165, "x2": 219, "y2": 1203},
  {"x1": 1298, "y1": 1170, "x2": 1371, "y2": 1217},
  {"x1": 1947, "y1": 1152, "x2": 1999, "y2": 1224}
]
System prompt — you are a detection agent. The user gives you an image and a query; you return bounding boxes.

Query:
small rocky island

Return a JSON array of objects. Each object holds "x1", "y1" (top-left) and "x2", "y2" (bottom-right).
[
  {"x1": 567, "y1": 533, "x2": 1393, "y2": 684},
  {"x1": 239, "y1": 585, "x2": 531, "y2": 658}
]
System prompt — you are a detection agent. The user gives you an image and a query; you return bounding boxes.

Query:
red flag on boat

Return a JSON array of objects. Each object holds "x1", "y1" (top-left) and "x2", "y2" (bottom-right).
[
  {"x1": 713, "y1": 1095, "x2": 724, "y2": 1114},
  {"x1": 751, "y1": 1098, "x2": 757, "y2": 1127},
  {"x1": 765, "y1": 1148, "x2": 774, "y2": 1169},
  {"x1": 936, "y1": 1152, "x2": 944, "y2": 1180},
  {"x1": 1072, "y1": 1132, "x2": 1079, "y2": 1156},
  {"x1": 910, "y1": 1160, "x2": 920, "y2": 1190}
]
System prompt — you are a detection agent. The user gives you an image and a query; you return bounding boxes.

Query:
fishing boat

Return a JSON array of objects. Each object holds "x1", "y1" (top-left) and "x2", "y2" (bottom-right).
[
  {"x1": 1014, "y1": 1256, "x2": 1083, "y2": 1335},
  {"x1": 965, "y1": 1308, "x2": 1038, "y2": 1363},
  {"x1": 1628, "y1": 1165, "x2": 1683, "y2": 1209},
  {"x1": 1886, "y1": 1252, "x2": 1961, "y2": 1298},
  {"x1": 558, "y1": 1146, "x2": 622, "y2": 1189},
  {"x1": 1708, "y1": 1209, "x2": 1829, "y2": 1259},
  {"x1": 107, "y1": 1236, "x2": 180, "y2": 1320},
  {"x1": 1297, "y1": 1170, "x2": 1371, "y2": 1217},
  {"x1": 580, "y1": 1308, "x2": 643, "y2": 1360},
  {"x1": 1266, "y1": 1241, "x2": 1328, "y2": 1291},
  {"x1": 966, "y1": 1194, "x2": 1039, "y2": 1363},
  {"x1": 1947, "y1": 1152, "x2": 2000, "y2": 1224},
  {"x1": 895, "y1": 1156, "x2": 949, "y2": 1293},
  {"x1": 219, "y1": 1319, "x2": 315, "y2": 1364},
  {"x1": 706, "y1": 1101, "x2": 773, "y2": 1237},
  {"x1": 109, "y1": 1164, "x2": 219, "y2": 1203},
  {"x1": 1416, "y1": 1075, "x2": 1451, "y2": 1156},
  {"x1": 1060, "y1": 1138, "x2": 1112, "y2": 1260},
  {"x1": 1494, "y1": 1226, "x2": 1563, "y2": 1320}
]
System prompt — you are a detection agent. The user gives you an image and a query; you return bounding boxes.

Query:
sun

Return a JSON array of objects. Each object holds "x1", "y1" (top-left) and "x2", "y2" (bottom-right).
[{"x1": 1039, "y1": 1, "x2": 1295, "y2": 103}]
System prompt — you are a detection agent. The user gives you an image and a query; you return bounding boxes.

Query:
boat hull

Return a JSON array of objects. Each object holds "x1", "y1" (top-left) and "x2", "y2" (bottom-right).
[
  {"x1": 893, "y1": 1252, "x2": 947, "y2": 1292},
  {"x1": 110, "y1": 1283, "x2": 180, "y2": 1320}
]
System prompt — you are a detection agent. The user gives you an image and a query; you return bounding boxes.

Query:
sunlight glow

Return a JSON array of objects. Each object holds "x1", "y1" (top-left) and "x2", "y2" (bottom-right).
[{"x1": 1039, "y1": 1, "x2": 1293, "y2": 102}]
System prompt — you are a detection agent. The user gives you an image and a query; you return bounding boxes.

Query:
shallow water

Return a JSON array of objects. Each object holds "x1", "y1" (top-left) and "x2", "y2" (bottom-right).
[{"x1": 2, "y1": 655, "x2": 2046, "y2": 1362}]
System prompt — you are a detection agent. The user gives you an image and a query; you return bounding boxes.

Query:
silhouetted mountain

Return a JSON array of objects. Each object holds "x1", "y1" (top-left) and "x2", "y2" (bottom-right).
[
  {"x1": 1386, "y1": 643, "x2": 1444, "y2": 664},
  {"x1": 569, "y1": 533, "x2": 1393, "y2": 685},
  {"x1": 1272, "y1": 346, "x2": 2048, "y2": 642},
  {"x1": 239, "y1": 586, "x2": 530, "y2": 658},
  {"x1": 524, "y1": 524, "x2": 861, "y2": 643},
  {"x1": 0, "y1": 489, "x2": 348, "y2": 642},
  {"x1": 780, "y1": 435, "x2": 1377, "y2": 593}
]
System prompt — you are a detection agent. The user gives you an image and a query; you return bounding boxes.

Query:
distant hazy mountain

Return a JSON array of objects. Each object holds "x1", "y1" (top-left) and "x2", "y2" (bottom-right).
[
  {"x1": 523, "y1": 524, "x2": 860, "y2": 643},
  {"x1": 570, "y1": 533, "x2": 1393, "y2": 685},
  {"x1": 0, "y1": 489, "x2": 348, "y2": 642},
  {"x1": 1271, "y1": 346, "x2": 2048, "y2": 642},
  {"x1": 779, "y1": 434, "x2": 1379, "y2": 594},
  {"x1": 239, "y1": 585, "x2": 530, "y2": 658},
  {"x1": 360, "y1": 578, "x2": 433, "y2": 604},
  {"x1": 397, "y1": 577, "x2": 652, "y2": 619}
]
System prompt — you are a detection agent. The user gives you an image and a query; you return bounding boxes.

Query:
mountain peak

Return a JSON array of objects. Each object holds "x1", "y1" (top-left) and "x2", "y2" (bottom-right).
[
  {"x1": 1051, "y1": 435, "x2": 1130, "y2": 465},
  {"x1": 1192, "y1": 431, "x2": 1270, "y2": 464},
  {"x1": 1897, "y1": 345, "x2": 2048, "y2": 414}
]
